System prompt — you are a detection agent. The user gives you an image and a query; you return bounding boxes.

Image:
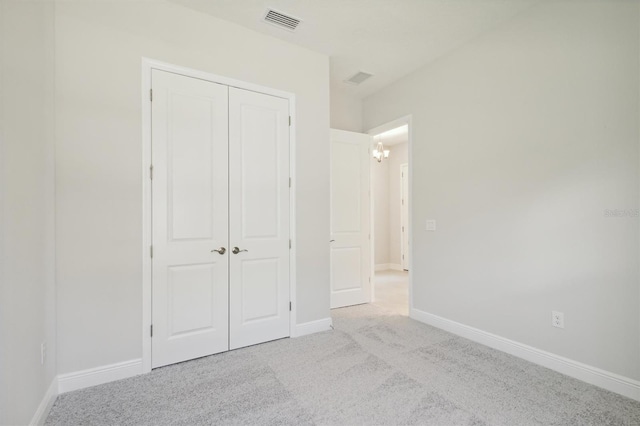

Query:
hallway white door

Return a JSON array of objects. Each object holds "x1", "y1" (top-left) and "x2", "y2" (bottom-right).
[
  {"x1": 151, "y1": 69, "x2": 230, "y2": 368},
  {"x1": 330, "y1": 129, "x2": 371, "y2": 309}
]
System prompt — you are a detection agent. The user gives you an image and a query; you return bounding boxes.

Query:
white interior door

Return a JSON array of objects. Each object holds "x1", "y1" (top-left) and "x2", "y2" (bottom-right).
[
  {"x1": 401, "y1": 163, "x2": 409, "y2": 271},
  {"x1": 228, "y1": 87, "x2": 290, "y2": 350},
  {"x1": 330, "y1": 129, "x2": 371, "y2": 309},
  {"x1": 151, "y1": 69, "x2": 229, "y2": 368}
]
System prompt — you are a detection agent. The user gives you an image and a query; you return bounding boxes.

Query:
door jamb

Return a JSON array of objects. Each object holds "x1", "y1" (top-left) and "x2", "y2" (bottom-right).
[
  {"x1": 400, "y1": 162, "x2": 409, "y2": 271},
  {"x1": 141, "y1": 58, "x2": 297, "y2": 373},
  {"x1": 366, "y1": 115, "x2": 413, "y2": 313}
]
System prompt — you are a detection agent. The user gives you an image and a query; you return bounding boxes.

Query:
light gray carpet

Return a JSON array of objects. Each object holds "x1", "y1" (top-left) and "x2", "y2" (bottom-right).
[{"x1": 46, "y1": 304, "x2": 640, "y2": 425}]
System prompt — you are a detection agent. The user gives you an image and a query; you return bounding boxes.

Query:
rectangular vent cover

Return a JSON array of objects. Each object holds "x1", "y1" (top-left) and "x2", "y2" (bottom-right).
[
  {"x1": 345, "y1": 71, "x2": 374, "y2": 86},
  {"x1": 263, "y1": 9, "x2": 301, "y2": 32}
]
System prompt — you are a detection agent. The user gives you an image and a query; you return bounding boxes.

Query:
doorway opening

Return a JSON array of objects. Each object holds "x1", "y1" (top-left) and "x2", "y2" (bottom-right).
[
  {"x1": 368, "y1": 120, "x2": 411, "y2": 316},
  {"x1": 328, "y1": 116, "x2": 412, "y2": 318}
]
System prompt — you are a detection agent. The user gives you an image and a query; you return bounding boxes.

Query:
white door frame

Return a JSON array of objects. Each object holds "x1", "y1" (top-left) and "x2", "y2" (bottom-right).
[
  {"x1": 400, "y1": 162, "x2": 409, "y2": 271},
  {"x1": 141, "y1": 58, "x2": 297, "y2": 373},
  {"x1": 367, "y1": 115, "x2": 413, "y2": 312}
]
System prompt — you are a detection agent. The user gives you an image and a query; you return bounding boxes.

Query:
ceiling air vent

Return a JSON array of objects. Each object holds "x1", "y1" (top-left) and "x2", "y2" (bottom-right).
[
  {"x1": 263, "y1": 9, "x2": 302, "y2": 32},
  {"x1": 344, "y1": 71, "x2": 374, "y2": 86}
]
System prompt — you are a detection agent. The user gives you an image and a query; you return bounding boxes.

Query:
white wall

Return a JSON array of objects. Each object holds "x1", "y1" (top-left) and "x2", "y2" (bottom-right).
[
  {"x1": 364, "y1": 1, "x2": 639, "y2": 380},
  {"x1": 0, "y1": 1, "x2": 57, "y2": 423},
  {"x1": 372, "y1": 157, "x2": 390, "y2": 265},
  {"x1": 55, "y1": 1, "x2": 330, "y2": 375},
  {"x1": 387, "y1": 143, "x2": 408, "y2": 266},
  {"x1": 330, "y1": 88, "x2": 363, "y2": 132}
]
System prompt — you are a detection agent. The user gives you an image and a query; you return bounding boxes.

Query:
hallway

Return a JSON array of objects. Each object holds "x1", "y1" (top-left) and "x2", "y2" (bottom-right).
[{"x1": 372, "y1": 270, "x2": 409, "y2": 316}]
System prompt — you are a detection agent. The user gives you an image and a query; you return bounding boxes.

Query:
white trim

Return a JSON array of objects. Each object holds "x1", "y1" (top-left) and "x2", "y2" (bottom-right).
[
  {"x1": 375, "y1": 263, "x2": 390, "y2": 271},
  {"x1": 400, "y1": 162, "x2": 409, "y2": 271},
  {"x1": 292, "y1": 317, "x2": 333, "y2": 337},
  {"x1": 141, "y1": 59, "x2": 152, "y2": 374},
  {"x1": 141, "y1": 58, "x2": 297, "y2": 373},
  {"x1": 375, "y1": 263, "x2": 404, "y2": 272},
  {"x1": 288, "y1": 95, "x2": 297, "y2": 342},
  {"x1": 58, "y1": 359, "x2": 143, "y2": 394},
  {"x1": 368, "y1": 115, "x2": 413, "y2": 311},
  {"x1": 29, "y1": 377, "x2": 58, "y2": 426},
  {"x1": 410, "y1": 308, "x2": 640, "y2": 401}
]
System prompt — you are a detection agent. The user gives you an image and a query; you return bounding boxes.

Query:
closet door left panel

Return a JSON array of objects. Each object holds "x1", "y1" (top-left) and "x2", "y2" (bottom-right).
[{"x1": 151, "y1": 70, "x2": 229, "y2": 368}]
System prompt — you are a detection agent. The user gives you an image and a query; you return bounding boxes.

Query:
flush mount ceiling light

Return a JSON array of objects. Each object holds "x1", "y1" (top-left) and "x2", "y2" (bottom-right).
[
  {"x1": 372, "y1": 136, "x2": 390, "y2": 163},
  {"x1": 344, "y1": 71, "x2": 374, "y2": 86},
  {"x1": 263, "y1": 9, "x2": 302, "y2": 32}
]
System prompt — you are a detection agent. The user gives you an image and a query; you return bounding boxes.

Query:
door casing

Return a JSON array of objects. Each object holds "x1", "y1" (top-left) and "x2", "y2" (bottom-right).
[
  {"x1": 141, "y1": 58, "x2": 297, "y2": 373},
  {"x1": 400, "y1": 162, "x2": 409, "y2": 271}
]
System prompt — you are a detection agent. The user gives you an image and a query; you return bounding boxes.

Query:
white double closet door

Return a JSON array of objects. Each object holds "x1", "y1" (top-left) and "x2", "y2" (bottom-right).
[{"x1": 151, "y1": 69, "x2": 290, "y2": 368}]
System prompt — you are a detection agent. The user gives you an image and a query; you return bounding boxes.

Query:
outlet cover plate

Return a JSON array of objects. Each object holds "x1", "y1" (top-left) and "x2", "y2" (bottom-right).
[{"x1": 552, "y1": 311, "x2": 564, "y2": 329}]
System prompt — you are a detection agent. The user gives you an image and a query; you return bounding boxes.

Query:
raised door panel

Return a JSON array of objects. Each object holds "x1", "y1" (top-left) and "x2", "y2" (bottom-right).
[
  {"x1": 151, "y1": 69, "x2": 229, "y2": 368},
  {"x1": 228, "y1": 87, "x2": 290, "y2": 350}
]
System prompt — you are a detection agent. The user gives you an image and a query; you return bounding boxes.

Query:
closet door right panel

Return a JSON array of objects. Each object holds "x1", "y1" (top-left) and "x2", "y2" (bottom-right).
[{"x1": 228, "y1": 88, "x2": 290, "y2": 350}]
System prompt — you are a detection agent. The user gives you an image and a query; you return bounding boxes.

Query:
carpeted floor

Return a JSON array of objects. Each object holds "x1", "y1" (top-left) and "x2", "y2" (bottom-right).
[{"x1": 46, "y1": 304, "x2": 640, "y2": 425}]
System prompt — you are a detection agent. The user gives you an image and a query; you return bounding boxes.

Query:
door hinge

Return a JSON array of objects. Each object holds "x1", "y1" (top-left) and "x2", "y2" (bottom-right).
[
  {"x1": 150, "y1": 324, "x2": 153, "y2": 337},
  {"x1": 289, "y1": 177, "x2": 291, "y2": 188},
  {"x1": 150, "y1": 245, "x2": 153, "y2": 258},
  {"x1": 289, "y1": 116, "x2": 291, "y2": 126},
  {"x1": 402, "y1": 254, "x2": 404, "y2": 260},
  {"x1": 289, "y1": 301, "x2": 292, "y2": 311},
  {"x1": 369, "y1": 276, "x2": 371, "y2": 283},
  {"x1": 402, "y1": 226, "x2": 404, "y2": 232},
  {"x1": 150, "y1": 89, "x2": 153, "y2": 102},
  {"x1": 289, "y1": 239, "x2": 292, "y2": 249},
  {"x1": 150, "y1": 165, "x2": 153, "y2": 180},
  {"x1": 402, "y1": 199, "x2": 404, "y2": 205}
]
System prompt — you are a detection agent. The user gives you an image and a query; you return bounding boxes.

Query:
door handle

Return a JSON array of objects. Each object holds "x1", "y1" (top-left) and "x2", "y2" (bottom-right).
[
  {"x1": 330, "y1": 239, "x2": 335, "y2": 243},
  {"x1": 232, "y1": 247, "x2": 248, "y2": 254},
  {"x1": 211, "y1": 247, "x2": 226, "y2": 255}
]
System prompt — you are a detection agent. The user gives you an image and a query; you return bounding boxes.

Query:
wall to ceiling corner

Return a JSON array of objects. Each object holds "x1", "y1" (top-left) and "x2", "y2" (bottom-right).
[
  {"x1": 364, "y1": 0, "x2": 640, "y2": 381},
  {"x1": 330, "y1": 88, "x2": 363, "y2": 132},
  {"x1": 0, "y1": 0, "x2": 57, "y2": 424},
  {"x1": 55, "y1": 0, "x2": 330, "y2": 375}
]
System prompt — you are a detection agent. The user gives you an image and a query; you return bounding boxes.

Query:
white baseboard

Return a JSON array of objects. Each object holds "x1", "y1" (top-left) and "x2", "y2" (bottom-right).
[
  {"x1": 30, "y1": 377, "x2": 58, "y2": 426},
  {"x1": 410, "y1": 308, "x2": 640, "y2": 401},
  {"x1": 292, "y1": 317, "x2": 333, "y2": 337},
  {"x1": 58, "y1": 359, "x2": 143, "y2": 394},
  {"x1": 375, "y1": 263, "x2": 404, "y2": 272}
]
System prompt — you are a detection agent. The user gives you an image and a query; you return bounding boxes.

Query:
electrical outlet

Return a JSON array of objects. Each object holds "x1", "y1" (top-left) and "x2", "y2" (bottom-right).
[
  {"x1": 40, "y1": 341, "x2": 47, "y2": 365},
  {"x1": 552, "y1": 311, "x2": 564, "y2": 329},
  {"x1": 426, "y1": 220, "x2": 436, "y2": 231}
]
